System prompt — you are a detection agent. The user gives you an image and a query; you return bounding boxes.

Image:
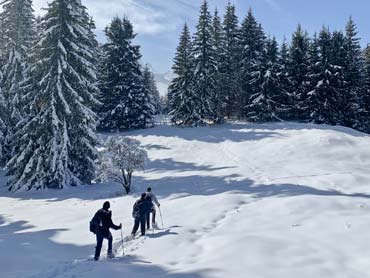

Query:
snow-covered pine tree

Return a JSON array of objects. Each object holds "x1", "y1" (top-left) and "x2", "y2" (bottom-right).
[
  {"x1": 211, "y1": 8, "x2": 224, "y2": 122},
  {"x1": 142, "y1": 64, "x2": 161, "y2": 115},
  {"x1": 238, "y1": 8, "x2": 266, "y2": 119},
  {"x1": 287, "y1": 24, "x2": 311, "y2": 120},
  {"x1": 307, "y1": 28, "x2": 346, "y2": 125},
  {"x1": 0, "y1": 0, "x2": 36, "y2": 160},
  {"x1": 192, "y1": 0, "x2": 219, "y2": 124},
  {"x1": 246, "y1": 37, "x2": 288, "y2": 122},
  {"x1": 278, "y1": 38, "x2": 295, "y2": 118},
  {"x1": 168, "y1": 24, "x2": 199, "y2": 126},
  {"x1": 342, "y1": 17, "x2": 363, "y2": 128},
  {"x1": 219, "y1": 2, "x2": 240, "y2": 118},
  {"x1": 86, "y1": 16, "x2": 101, "y2": 114},
  {"x1": 0, "y1": 81, "x2": 7, "y2": 159},
  {"x1": 7, "y1": 0, "x2": 100, "y2": 191},
  {"x1": 360, "y1": 45, "x2": 370, "y2": 132},
  {"x1": 99, "y1": 17, "x2": 152, "y2": 130}
]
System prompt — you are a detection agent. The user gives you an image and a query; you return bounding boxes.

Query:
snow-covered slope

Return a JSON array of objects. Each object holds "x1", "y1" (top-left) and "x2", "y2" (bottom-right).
[{"x1": 2, "y1": 122, "x2": 370, "y2": 278}]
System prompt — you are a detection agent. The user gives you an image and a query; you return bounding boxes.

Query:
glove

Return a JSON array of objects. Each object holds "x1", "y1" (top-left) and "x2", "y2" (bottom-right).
[{"x1": 158, "y1": 203, "x2": 160, "y2": 207}]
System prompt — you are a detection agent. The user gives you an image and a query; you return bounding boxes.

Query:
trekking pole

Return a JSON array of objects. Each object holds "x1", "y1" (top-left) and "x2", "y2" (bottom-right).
[
  {"x1": 159, "y1": 207, "x2": 164, "y2": 228},
  {"x1": 120, "y1": 226, "x2": 125, "y2": 256}
]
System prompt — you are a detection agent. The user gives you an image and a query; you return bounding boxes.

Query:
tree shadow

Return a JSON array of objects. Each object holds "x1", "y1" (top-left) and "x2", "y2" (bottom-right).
[
  {"x1": 62, "y1": 254, "x2": 216, "y2": 278},
  {"x1": 0, "y1": 159, "x2": 236, "y2": 201},
  {"x1": 0, "y1": 215, "x2": 214, "y2": 278},
  {"x1": 0, "y1": 215, "x2": 91, "y2": 278},
  {"x1": 122, "y1": 122, "x2": 283, "y2": 143},
  {"x1": 121, "y1": 121, "x2": 369, "y2": 144},
  {"x1": 146, "y1": 158, "x2": 235, "y2": 173},
  {"x1": 135, "y1": 172, "x2": 370, "y2": 201},
  {"x1": 0, "y1": 181, "x2": 126, "y2": 202}
]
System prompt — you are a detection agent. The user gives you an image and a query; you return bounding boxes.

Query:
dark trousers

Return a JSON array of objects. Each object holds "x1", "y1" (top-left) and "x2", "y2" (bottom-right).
[
  {"x1": 146, "y1": 210, "x2": 156, "y2": 229},
  {"x1": 94, "y1": 231, "x2": 113, "y2": 260},
  {"x1": 132, "y1": 217, "x2": 146, "y2": 236}
]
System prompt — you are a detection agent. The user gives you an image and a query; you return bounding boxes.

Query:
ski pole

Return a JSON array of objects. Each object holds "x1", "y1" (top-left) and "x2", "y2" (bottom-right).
[
  {"x1": 120, "y1": 226, "x2": 125, "y2": 256},
  {"x1": 159, "y1": 207, "x2": 164, "y2": 228}
]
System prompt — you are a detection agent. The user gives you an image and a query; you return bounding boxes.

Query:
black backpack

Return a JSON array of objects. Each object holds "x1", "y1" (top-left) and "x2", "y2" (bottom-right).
[
  {"x1": 89, "y1": 211, "x2": 101, "y2": 234},
  {"x1": 132, "y1": 202, "x2": 140, "y2": 219}
]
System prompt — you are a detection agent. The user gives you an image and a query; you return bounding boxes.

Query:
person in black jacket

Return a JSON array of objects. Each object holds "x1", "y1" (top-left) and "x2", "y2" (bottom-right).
[
  {"x1": 131, "y1": 193, "x2": 150, "y2": 237},
  {"x1": 93, "y1": 201, "x2": 121, "y2": 261}
]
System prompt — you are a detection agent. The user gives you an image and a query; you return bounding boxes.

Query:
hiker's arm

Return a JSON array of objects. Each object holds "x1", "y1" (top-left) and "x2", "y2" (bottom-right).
[
  {"x1": 153, "y1": 194, "x2": 160, "y2": 207},
  {"x1": 109, "y1": 212, "x2": 121, "y2": 230}
]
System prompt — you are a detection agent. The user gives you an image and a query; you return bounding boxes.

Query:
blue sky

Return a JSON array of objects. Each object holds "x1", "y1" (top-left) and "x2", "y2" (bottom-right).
[{"x1": 33, "y1": 0, "x2": 370, "y2": 73}]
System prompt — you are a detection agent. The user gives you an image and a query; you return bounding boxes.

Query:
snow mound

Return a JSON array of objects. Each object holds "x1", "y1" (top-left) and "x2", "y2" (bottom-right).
[{"x1": 1, "y1": 122, "x2": 370, "y2": 278}]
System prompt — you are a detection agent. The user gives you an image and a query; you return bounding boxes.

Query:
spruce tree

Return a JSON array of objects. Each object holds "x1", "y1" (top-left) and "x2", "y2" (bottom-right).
[
  {"x1": 0, "y1": 0, "x2": 36, "y2": 159},
  {"x1": 287, "y1": 24, "x2": 311, "y2": 120},
  {"x1": 211, "y1": 8, "x2": 224, "y2": 122},
  {"x1": 342, "y1": 17, "x2": 363, "y2": 128},
  {"x1": 142, "y1": 65, "x2": 161, "y2": 115},
  {"x1": 239, "y1": 9, "x2": 266, "y2": 119},
  {"x1": 192, "y1": 0, "x2": 219, "y2": 124},
  {"x1": 247, "y1": 37, "x2": 288, "y2": 122},
  {"x1": 168, "y1": 24, "x2": 198, "y2": 126},
  {"x1": 307, "y1": 28, "x2": 346, "y2": 124},
  {"x1": 0, "y1": 83, "x2": 7, "y2": 159},
  {"x1": 99, "y1": 17, "x2": 153, "y2": 130},
  {"x1": 7, "y1": 0, "x2": 100, "y2": 191},
  {"x1": 278, "y1": 38, "x2": 294, "y2": 117},
  {"x1": 359, "y1": 45, "x2": 370, "y2": 132},
  {"x1": 219, "y1": 2, "x2": 240, "y2": 118}
]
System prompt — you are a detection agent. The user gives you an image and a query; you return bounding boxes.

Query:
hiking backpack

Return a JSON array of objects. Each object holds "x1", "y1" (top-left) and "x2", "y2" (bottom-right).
[{"x1": 89, "y1": 211, "x2": 101, "y2": 234}]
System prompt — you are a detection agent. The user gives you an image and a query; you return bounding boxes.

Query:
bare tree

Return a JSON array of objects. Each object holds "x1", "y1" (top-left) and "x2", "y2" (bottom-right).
[{"x1": 98, "y1": 137, "x2": 148, "y2": 194}]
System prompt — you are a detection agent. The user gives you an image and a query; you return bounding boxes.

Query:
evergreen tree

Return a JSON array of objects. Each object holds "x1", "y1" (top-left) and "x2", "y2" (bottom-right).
[
  {"x1": 192, "y1": 0, "x2": 219, "y2": 124},
  {"x1": 239, "y1": 9, "x2": 265, "y2": 119},
  {"x1": 287, "y1": 24, "x2": 311, "y2": 120},
  {"x1": 307, "y1": 28, "x2": 346, "y2": 124},
  {"x1": 0, "y1": 82, "x2": 7, "y2": 159},
  {"x1": 359, "y1": 45, "x2": 370, "y2": 132},
  {"x1": 0, "y1": 0, "x2": 36, "y2": 159},
  {"x1": 219, "y1": 2, "x2": 240, "y2": 118},
  {"x1": 99, "y1": 17, "x2": 153, "y2": 130},
  {"x1": 142, "y1": 64, "x2": 161, "y2": 115},
  {"x1": 247, "y1": 37, "x2": 288, "y2": 121},
  {"x1": 342, "y1": 17, "x2": 363, "y2": 128},
  {"x1": 211, "y1": 8, "x2": 224, "y2": 122},
  {"x1": 7, "y1": 0, "x2": 100, "y2": 191},
  {"x1": 168, "y1": 24, "x2": 198, "y2": 126},
  {"x1": 278, "y1": 38, "x2": 294, "y2": 117}
]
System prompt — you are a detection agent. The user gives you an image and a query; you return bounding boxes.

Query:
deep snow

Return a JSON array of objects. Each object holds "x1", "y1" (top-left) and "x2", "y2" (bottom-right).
[{"x1": 1, "y1": 122, "x2": 370, "y2": 278}]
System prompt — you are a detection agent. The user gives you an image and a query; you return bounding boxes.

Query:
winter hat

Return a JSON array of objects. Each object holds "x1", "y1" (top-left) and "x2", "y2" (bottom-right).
[
  {"x1": 103, "y1": 201, "x2": 110, "y2": 210},
  {"x1": 147, "y1": 187, "x2": 152, "y2": 192}
]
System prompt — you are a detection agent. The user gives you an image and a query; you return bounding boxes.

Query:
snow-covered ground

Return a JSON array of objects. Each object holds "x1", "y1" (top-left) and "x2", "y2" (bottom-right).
[{"x1": 2, "y1": 122, "x2": 370, "y2": 278}]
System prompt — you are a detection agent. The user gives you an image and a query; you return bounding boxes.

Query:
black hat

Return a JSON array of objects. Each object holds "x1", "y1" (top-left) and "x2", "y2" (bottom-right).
[
  {"x1": 103, "y1": 201, "x2": 110, "y2": 210},
  {"x1": 147, "y1": 187, "x2": 152, "y2": 192}
]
